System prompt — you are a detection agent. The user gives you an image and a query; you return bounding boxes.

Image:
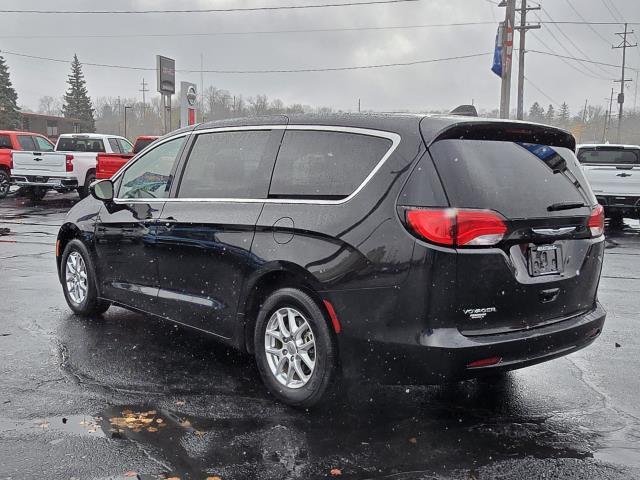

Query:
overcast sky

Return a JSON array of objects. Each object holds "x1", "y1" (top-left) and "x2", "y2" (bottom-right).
[{"x1": 1, "y1": 0, "x2": 639, "y2": 116}]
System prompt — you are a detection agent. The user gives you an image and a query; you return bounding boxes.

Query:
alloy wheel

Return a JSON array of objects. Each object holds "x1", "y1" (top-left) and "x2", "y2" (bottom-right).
[
  {"x1": 65, "y1": 251, "x2": 88, "y2": 304},
  {"x1": 264, "y1": 307, "x2": 316, "y2": 389}
]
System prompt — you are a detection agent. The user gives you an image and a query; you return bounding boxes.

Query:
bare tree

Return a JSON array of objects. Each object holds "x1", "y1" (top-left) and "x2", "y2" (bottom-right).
[{"x1": 38, "y1": 95, "x2": 62, "y2": 116}]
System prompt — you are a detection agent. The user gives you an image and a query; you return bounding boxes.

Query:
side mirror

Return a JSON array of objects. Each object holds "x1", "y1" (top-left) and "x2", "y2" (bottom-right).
[{"x1": 89, "y1": 178, "x2": 114, "y2": 202}]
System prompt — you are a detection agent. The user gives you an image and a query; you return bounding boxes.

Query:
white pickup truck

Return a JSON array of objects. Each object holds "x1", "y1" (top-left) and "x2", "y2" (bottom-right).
[
  {"x1": 576, "y1": 143, "x2": 640, "y2": 225},
  {"x1": 11, "y1": 133, "x2": 133, "y2": 200}
]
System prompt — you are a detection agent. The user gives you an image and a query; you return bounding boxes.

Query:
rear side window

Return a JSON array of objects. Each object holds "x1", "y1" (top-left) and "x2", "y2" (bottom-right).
[
  {"x1": 269, "y1": 131, "x2": 392, "y2": 199},
  {"x1": 577, "y1": 147, "x2": 639, "y2": 165},
  {"x1": 34, "y1": 136, "x2": 54, "y2": 152},
  {"x1": 429, "y1": 140, "x2": 596, "y2": 218},
  {"x1": 0, "y1": 135, "x2": 12, "y2": 149},
  {"x1": 178, "y1": 130, "x2": 274, "y2": 199},
  {"x1": 108, "y1": 138, "x2": 122, "y2": 153},
  {"x1": 17, "y1": 135, "x2": 36, "y2": 151},
  {"x1": 57, "y1": 137, "x2": 105, "y2": 153}
]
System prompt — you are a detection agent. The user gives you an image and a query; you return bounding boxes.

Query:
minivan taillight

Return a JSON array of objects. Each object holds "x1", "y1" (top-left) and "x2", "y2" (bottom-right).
[
  {"x1": 405, "y1": 208, "x2": 507, "y2": 247},
  {"x1": 65, "y1": 154, "x2": 74, "y2": 172},
  {"x1": 588, "y1": 204, "x2": 605, "y2": 238}
]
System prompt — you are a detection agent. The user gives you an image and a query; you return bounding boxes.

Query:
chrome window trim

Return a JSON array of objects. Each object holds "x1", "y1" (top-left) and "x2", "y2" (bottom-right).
[{"x1": 112, "y1": 125, "x2": 401, "y2": 206}]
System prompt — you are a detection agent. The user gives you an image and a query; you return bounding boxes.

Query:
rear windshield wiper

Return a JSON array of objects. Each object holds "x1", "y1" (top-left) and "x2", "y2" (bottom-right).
[{"x1": 547, "y1": 201, "x2": 586, "y2": 212}]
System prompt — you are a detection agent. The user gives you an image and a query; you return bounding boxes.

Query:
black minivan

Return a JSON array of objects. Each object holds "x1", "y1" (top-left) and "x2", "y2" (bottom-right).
[{"x1": 57, "y1": 114, "x2": 606, "y2": 407}]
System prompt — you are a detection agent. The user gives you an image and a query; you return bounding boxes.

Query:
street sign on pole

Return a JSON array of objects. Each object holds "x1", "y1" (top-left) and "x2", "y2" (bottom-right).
[{"x1": 156, "y1": 55, "x2": 175, "y2": 134}]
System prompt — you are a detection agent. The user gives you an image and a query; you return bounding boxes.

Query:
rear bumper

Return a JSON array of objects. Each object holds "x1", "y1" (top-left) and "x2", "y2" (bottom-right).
[
  {"x1": 338, "y1": 302, "x2": 606, "y2": 384},
  {"x1": 11, "y1": 175, "x2": 78, "y2": 189}
]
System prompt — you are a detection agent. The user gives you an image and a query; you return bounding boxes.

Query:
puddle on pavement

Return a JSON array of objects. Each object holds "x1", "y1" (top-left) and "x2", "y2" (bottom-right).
[{"x1": 0, "y1": 414, "x2": 105, "y2": 438}]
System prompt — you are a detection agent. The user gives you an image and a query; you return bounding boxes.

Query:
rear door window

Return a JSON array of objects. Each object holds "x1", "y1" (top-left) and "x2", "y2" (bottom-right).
[
  {"x1": 17, "y1": 135, "x2": 36, "y2": 151},
  {"x1": 577, "y1": 147, "x2": 639, "y2": 165},
  {"x1": 269, "y1": 130, "x2": 392, "y2": 199},
  {"x1": 0, "y1": 135, "x2": 12, "y2": 149},
  {"x1": 177, "y1": 130, "x2": 274, "y2": 199},
  {"x1": 34, "y1": 136, "x2": 54, "y2": 152},
  {"x1": 429, "y1": 140, "x2": 595, "y2": 218}
]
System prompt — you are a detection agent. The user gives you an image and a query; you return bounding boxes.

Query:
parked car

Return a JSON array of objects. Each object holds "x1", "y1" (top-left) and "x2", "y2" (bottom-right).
[
  {"x1": 0, "y1": 130, "x2": 54, "y2": 199},
  {"x1": 56, "y1": 114, "x2": 606, "y2": 407},
  {"x1": 96, "y1": 135, "x2": 159, "y2": 180},
  {"x1": 576, "y1": 143, "x2": 640, "y2": 224},
  {"x1": 11, "y1": 133, "x2": 133, "y2": 200}
]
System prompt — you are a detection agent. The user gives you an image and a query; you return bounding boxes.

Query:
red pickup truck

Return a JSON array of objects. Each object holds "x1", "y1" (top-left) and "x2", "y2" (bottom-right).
[
  {"x1": 96, "y1": 135, "x2": 159, "y2": 180},
  {"x1": 0, "y1": 130, "x2": 55, "y2": 199}
]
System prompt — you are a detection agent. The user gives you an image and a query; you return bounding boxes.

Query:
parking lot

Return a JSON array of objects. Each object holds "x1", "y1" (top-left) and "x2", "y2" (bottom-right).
[{"x1": 1, "y1": 190, "x2": 640, "y2": 480}]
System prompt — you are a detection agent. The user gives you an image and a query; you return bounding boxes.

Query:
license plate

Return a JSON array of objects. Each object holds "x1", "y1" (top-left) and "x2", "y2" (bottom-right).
[
  {"x1": 528, "y1": 244, "x2": 562, "y2": 276},
  {"x1": 35, "y1": 176, "x2": 47, "y2": 183}
]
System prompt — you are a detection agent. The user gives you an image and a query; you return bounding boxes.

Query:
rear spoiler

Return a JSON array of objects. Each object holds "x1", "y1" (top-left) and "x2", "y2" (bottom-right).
[{"x1": 429, "y1": 121, "x2": 576, "y2": 150}]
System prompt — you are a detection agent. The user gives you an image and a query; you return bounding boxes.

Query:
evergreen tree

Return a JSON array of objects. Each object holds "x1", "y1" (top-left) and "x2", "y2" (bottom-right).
[
  {"x1": 0, "y1": 54, "x2": 21, "y2": 130},
  {"x1": 62, "y1": 54, "x2": 95, "y2": 132},
  {"x1": 558, "y1": 102, "x2": 570, "y2": 125},
  {"x1": 545, "y1": 104, "x2": 555, "y2": 124},
  {"x1": 528, "y1": 101, "x2": 545, "y2": 122}
]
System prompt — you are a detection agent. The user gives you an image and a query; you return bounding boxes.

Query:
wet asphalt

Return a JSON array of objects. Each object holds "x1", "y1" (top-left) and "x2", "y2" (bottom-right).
[{"x1": 0, "y1": 190, "x2": 639, "y2": 480}]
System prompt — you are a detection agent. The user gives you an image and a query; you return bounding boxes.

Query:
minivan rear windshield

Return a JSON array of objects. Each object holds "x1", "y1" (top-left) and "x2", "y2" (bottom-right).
[
  {"x1": 57, "y1": 137, "x2": 105, "y2": 153},
  {"x1": 577, "y1": 147, "x2": 639, "y2": 165},
  {"x1": 429, "y1": 140, "x2": 595, "y2": 219}
]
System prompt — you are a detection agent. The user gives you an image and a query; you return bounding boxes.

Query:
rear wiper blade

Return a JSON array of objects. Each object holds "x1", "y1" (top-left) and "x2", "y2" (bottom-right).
[{"x1": 547, "y1": 201, "x2": 586, "y2": 212}]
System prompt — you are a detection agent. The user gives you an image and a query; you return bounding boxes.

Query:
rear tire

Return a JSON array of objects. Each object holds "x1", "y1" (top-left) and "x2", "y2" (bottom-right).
[
  {"x1": 0, "y1": 169, "x2": 10, "y2": 199},
  {"x1": 61, "y1": 239, "x2": 110, "y2": 316},
  {"x1": 78, "y1": 172, "x2": 95, "y2": 199},
  {"x1": 254, "y1": 287, "x2": 338, "y2": 408}
]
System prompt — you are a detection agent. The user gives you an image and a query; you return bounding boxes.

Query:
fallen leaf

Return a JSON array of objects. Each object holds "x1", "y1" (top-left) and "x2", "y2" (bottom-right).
[
  {"x1": 175, "y1": 400, "x2": 186, "y2": 406},
  {"x1": 179, "y1": 419, "x2": 192, "y2": 428},
  {"x1": 147, "y1": 427, "x2": 158, "y2": 433},
  {"x1": 408, "y1": 437, "x2": 418, "y2": 444},
  {"x1": 123, "y1": 472, "x2": 137, "y2": 477},
  {"x1": 156, "y1": 418, "x2": 164, "y2": 424},
  {"x1": 38, "y1": 420, "x2": 49, "y2": 429},
  {"x1": 206, "y1": 476, "x2": 222, "y2": 480},
  {"x1": 330, "y1": 468, "x2": 342, "y2": 476},
  {"x1": 166, "y1": 477, "x2": 181, "y2": 480},
  {"x1": 194, "y1": 430, "x2": 206, "y2": 437}
]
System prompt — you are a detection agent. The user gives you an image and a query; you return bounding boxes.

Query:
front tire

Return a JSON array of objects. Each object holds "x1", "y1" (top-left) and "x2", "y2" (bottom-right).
[
  {"x1": 254, "y1": 288, "x2": 338, "y2": 408},
  {"x1": 61, "y1": 239, "x2": 110, "y2": 316}
]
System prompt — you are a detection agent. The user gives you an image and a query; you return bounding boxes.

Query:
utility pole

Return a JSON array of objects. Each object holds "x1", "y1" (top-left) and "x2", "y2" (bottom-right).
[
  {"x1": 603, "y1": 88, "x2": 614, "y2": 142},
  {"x1": 499, "y1": 0, "x2": 516, "y2": 119},
  {"x1": 613, "y1": 23, "x2": 637, "y2": 142},
  {"x1": 358, "y1": 98, "x2": 361, "y2": 113},
  {"x1": 200, "y1": 53, "x2": 204, "y2": 122},
  {"x1": 139, "y1": 78, "x2": 148, "y2": 119},
  {"x1": 515, "y1": 0, "x2": 540, "y2": 120}
]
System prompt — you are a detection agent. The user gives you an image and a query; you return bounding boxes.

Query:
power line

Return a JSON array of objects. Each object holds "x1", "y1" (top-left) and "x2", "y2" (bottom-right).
[
  {"x1": 528, "y1": 49, "x2": 639, "y2": 72},
  {"x1": 0, "y1": 0, "x2": 420, "y2": 15},
  {"x1": 0, "y1": 20, "x2": 637, "y2": 40},
  {"x1": 532, "y1": 10, "x2": 611, "y2": 79},
  {"x1": 564, "y1": 0, "x2": 612, "y2": 45},
  {"x1": 523, "y1": 75, "x2": 561, "y2": 106},
  {"x1": 539, "y1": 6, "x2": 613, "y2": 77},
  {"x1": 0, "y1": 21, "x2": 498, "y2": 39},
  {"x1": 0, "y1": 49, "x2": 491, "y2": 74},
  {"x1": 529, "y1": 34, "x2": 614, "y2": 80}
]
